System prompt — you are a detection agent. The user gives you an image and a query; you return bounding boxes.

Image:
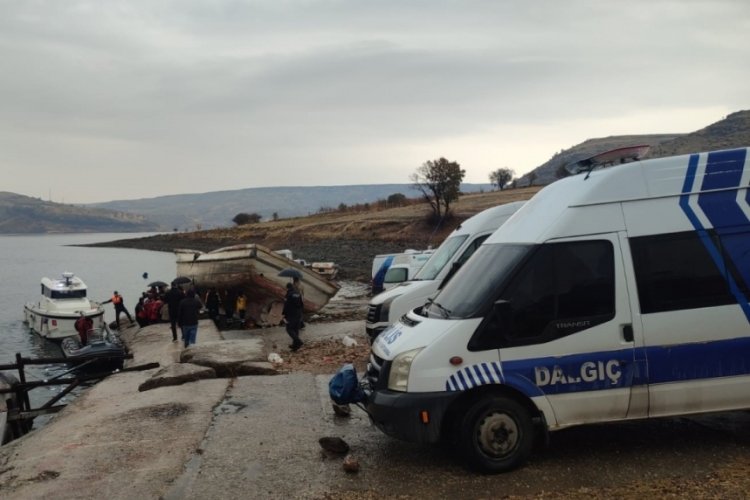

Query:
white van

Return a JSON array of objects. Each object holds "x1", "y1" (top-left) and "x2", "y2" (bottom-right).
[
  {"x1": 371, "y1": 249, "x2": 433, "y2": 295},
  {"x1": 366, "y1": 202, "x2": 526, "y2": 342},
  {"x1": 381, "y1": 251, "x2": 434, "y2": 292},
  {"x1": 365, "y1": 148, "x2": 750, "y2": 473}
]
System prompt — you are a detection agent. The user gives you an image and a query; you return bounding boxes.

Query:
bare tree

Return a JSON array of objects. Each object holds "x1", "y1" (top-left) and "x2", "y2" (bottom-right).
[
  {"x1": 489, "y1": 168, "x2": 515, "y2": 190},
  {"x1": 410, "y1": 157, "x2": 466, "y2": 221}
]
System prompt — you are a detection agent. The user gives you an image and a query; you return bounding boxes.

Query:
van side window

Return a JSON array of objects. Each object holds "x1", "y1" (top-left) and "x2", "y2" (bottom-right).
[
  {"x1": 630, "y1": 230, "x2": 736, "y2": 313},
  {"x1": 470, "y1": 240, "x2": 615, "y2": 350},
  {"x1": 456, "y1": 234, "x2": 490, "y2": 266}
]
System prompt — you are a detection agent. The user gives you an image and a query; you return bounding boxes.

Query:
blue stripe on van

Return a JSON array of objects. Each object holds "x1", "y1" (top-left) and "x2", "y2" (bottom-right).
[
  {"x1": 680, "y1": 149, "x2": 750, "y2": 322},
  {"x1": 446, "y1": 336, "x2": 750, "y2": 396}
]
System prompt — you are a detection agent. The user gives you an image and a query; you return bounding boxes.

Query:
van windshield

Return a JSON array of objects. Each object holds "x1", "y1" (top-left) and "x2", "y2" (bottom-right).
[
  {"x1": 413, "y1": 235, "x2": 469, "y2": 280},
  {"x1": 423, "y1": 243, "x2": 531, "y2": 319}
]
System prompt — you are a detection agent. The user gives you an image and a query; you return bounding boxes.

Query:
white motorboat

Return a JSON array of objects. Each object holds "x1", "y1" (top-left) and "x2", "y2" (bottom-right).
[{"x1": 23, "y1": 272, "x2": 105, "y2": 340}]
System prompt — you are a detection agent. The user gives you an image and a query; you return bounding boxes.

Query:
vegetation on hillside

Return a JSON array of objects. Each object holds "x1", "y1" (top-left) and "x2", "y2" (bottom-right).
[{"x1": 0, "y1": 191, "x2": 159, "y2": 234}]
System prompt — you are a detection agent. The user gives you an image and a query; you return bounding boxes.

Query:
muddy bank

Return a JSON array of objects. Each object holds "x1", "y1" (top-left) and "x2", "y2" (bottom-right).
[{"x1": 86, "y1": 235, "x2": 415, "y2": 281}]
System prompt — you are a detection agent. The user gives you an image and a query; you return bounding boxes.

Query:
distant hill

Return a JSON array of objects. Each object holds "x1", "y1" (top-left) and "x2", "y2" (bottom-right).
[
  {"x1": 0, "y1": 192, "x2": 160, "y2": 234},
  {"x1": 89, "y1": 183, "x2": 494, "y2": 231},
  {"x1": 517, "y1": 110, "x2": 750, "y2": 186},
  {"x1": 647, "y1": 110, "x2": 750, "y2": 158}
]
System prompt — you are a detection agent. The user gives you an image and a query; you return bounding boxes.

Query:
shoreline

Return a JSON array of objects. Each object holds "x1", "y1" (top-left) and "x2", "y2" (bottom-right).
[{"x1": 82, "y1": 235, "x2": 412, "y2": 281}]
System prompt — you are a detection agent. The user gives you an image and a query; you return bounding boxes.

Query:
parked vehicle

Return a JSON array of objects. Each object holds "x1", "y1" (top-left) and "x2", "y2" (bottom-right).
[
  {"x1": 371, "y1": 249, "x2": 433, "y2": 295},
  {"x1": 381, "y1": 251, "x2": 435, "y2": 292},
  {"x1": 366, "y1": 202, "x2": 525, "y2": 343},
  {"x1": 365, "y1": 148, "x2": 750, "y2": 473}
]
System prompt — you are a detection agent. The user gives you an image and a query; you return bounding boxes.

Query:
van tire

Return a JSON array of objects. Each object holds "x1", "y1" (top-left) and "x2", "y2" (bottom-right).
[{"x1": 458, "y1": 395, "x2": 533, "y2": 473}]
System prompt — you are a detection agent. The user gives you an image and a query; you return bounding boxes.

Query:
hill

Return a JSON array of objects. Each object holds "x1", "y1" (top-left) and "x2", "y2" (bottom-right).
[
  {"x1": 517, "y1": 109, "x2": 750, "y2": 186},
  {"x1": 0, "y1": 192, "x2": 160, "y2": 234},
  {"x1": 647, "y1": 110, "x2": 750, "y2": 158},
  {"x1": 86, "y1": 187, "x2": 541, "y2": 281},
  {"x1": 517, "y1": 134, "x2": 682, "y2": 186},
  {"x1": 89, "y1": 183, "x2": 494, "y2": 232}
]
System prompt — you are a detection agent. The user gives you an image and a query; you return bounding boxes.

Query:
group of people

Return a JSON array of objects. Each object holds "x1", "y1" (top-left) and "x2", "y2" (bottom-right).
[
  {"x1": 202, "y1": 288, "x2": 248, "y2": 323},
  {"x1": 98, "y1": 275, "x2": 307, "y2": 352},
  {"x1": 101, "y1": 287, "x2": 203, "y2": 348}
]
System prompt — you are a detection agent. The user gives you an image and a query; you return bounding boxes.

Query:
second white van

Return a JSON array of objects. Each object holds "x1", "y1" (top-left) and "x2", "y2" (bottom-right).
[{"x1": 366, "y1": 201, "x2": 525, "y2": 343}]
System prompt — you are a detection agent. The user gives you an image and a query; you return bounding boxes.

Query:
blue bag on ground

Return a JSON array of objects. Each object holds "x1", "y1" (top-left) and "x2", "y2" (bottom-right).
[{"x1": 329, "y1": 363, "x2": 366, "y2": 405}]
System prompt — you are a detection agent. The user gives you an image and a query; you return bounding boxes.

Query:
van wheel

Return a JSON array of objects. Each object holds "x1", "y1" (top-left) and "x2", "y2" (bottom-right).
[{"x1": 458, "y1": 396, "x2": 533, "y2": 473}]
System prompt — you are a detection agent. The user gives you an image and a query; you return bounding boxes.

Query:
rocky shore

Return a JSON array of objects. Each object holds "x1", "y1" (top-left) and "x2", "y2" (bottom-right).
[{"x1": 88, "y1": 235, "x2": 412, "y2": 282}]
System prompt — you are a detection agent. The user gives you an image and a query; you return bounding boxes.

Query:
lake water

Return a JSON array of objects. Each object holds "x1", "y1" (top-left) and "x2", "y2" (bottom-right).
[{"x1": 0, "y1": 233, "x2": 174, "y2": 414}]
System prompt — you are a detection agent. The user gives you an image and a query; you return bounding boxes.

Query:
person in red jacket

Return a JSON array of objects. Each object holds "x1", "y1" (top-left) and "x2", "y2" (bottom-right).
[{"x1": 74, "y1": 311, "x2": 93, "y2": 346}]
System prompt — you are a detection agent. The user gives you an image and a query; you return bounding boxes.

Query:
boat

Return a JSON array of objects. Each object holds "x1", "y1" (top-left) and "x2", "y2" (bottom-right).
[
  {"x1": 60, "y1": 325, "x2": 126, "y2": 372},
  {"x1": 174, "y1": 244, "x2": 340, "y2": 322},
  {"x1": 23, "y1": 272, "x2": 105, "y2": 340}
]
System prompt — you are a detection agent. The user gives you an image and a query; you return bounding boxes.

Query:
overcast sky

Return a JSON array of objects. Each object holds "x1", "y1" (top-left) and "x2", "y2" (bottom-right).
[{"x1": 1, "y1": 1, "x2": 747, "y2": 204}]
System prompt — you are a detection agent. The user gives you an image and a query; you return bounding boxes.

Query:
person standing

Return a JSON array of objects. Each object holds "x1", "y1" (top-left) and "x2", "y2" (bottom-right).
[
  {"x1": 103, "y1": 291, "x2": 133, "y2": 330},
  {"x1": 235, "y1": 292, "x2": 247, "y2": 322},
  {"x1": 205, "y1": 287, "x2": 221, "y2": 321},
  {"x1": 177, "y1": 289, "x2": 203, "y2": 348},
  {"x1": 292, "y1": 276, "x2": 306, "y2": 329},
  {"x1": 74, "y1": 311, "x2": 93, "y2": 346},
  {"x1": 164, "y1": 285, "x2": 185, "y2": 342},
  {"x1": 134, "y1": 296, "x2": 149, "y2": 327},
  {"x1": 282, "y1": 283, "x2": 304, "y2": 351}
]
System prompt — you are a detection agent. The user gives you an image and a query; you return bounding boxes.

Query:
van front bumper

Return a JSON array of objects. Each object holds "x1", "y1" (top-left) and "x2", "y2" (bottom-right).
[{"x1": 366, "y1": 389, "x2": 460, "y2": 444}]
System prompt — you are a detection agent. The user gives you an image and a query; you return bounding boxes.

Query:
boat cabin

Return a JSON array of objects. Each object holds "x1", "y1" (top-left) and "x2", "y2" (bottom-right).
[{"x1": 41, "y1": 273, "x2": 88, "y2": 300}]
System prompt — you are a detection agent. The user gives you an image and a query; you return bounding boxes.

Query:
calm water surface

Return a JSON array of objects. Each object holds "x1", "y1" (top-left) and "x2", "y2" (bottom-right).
[{"x1": 0, "y1": 233, "x2": 173, "y2": 413}]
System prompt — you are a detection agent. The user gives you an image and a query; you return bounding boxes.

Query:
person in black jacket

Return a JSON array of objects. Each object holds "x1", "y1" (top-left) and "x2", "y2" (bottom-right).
[
  {"x1": 282, "y1": 282, "x2": 304, "y2": 351},
  {"x1": 177, "y1": 289, "x2": 203, "y2": 348},
  {"x1": 164, "y1": 286, "x2": 185, "y2": 342}
]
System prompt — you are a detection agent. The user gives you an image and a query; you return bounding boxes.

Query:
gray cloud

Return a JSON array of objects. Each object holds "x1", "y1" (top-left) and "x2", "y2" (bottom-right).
[{"x1": 0, "y1": 0, "x2": 747, "y2": 202}]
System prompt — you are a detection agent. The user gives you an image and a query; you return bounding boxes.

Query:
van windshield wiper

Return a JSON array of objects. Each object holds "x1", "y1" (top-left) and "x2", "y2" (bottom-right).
[{"x1": 427, "y1": 298, "x2": 452, "y2": 319}]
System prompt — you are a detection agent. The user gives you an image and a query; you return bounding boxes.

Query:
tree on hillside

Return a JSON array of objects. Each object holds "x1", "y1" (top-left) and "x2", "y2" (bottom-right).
[
  {"x1": 232, "y1": 212, "x2": 262, "y2": 225},
  {"x1": 489, "y1": 168, "x2": 515, "y2": 190},
  {"x1": 387, "y1": 193, "x2": 407, "y2": 207},
  {"x1": 410, "y1": 157, "x2": 465, "y2": 222}
]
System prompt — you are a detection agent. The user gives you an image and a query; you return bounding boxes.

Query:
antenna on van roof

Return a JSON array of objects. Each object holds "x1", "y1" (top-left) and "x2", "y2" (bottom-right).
[{"x1": 565, "y1": 145, "x2": 652, "y2": 180}]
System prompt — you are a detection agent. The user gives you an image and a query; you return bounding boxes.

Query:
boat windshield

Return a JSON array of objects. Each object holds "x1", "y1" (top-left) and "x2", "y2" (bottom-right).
[
  {"x1": 421, "y1": 243, "x2": 531, "y2": 319},
  {"x1": 413, "y1": 235, "x2": 469, "y2": 280},
  {"x1": 49, "y1": 289, "x2": 87, "y2": 299}
]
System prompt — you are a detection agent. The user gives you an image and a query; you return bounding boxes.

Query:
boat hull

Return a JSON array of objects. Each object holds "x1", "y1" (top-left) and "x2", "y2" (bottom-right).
[
  {"x1": 24, "y1": 304, "x2": 105, "y2": 340},
  {"x1": 175, "y1": 244, "x2": 340, "y2": 316}
]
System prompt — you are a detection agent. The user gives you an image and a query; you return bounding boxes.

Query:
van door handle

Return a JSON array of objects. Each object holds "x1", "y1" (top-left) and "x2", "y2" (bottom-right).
[{"x1": 622, "y1": 324, "x2": 633, "y2": 342}]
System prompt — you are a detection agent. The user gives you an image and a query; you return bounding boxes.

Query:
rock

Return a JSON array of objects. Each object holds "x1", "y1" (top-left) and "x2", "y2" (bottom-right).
[
  {"x1": 233, "y1": 361, "x2": 279, "y2": 376},
  {"x1": 180, "y1": 339, "x2": 266, "y2": 377},
  {"x1": 267, "y1": 352, "x2": 283, "y2": 364},
  {"x1": 138, "y1": 363, "x2": 217, "y2": 392},
  {"x1": 342, "y1": 335, "x2": 357, "y2": 347},
  {"x1": 342, "y1": 454, "x2": 359, "y2": 473},
  {"x1": 319, "y1": 436, "x2": 350, "y2": 456},
  {"x1": 331, "y1": 403, "x2": 351, "y2": 417}
]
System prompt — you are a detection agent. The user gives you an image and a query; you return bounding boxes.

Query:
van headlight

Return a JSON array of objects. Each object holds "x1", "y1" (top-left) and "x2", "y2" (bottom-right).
[{"x1": 387, "y1": 347, "x2": 424, "y2": 392}]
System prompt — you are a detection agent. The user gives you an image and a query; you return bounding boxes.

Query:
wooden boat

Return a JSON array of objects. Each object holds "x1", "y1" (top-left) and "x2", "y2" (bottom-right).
[
  {"x1": 23, "y1": 272, "x2": 106, "y2": 340},
  {"x1": 174, "y1": 244, "x2": 340, "y2": 323}
]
